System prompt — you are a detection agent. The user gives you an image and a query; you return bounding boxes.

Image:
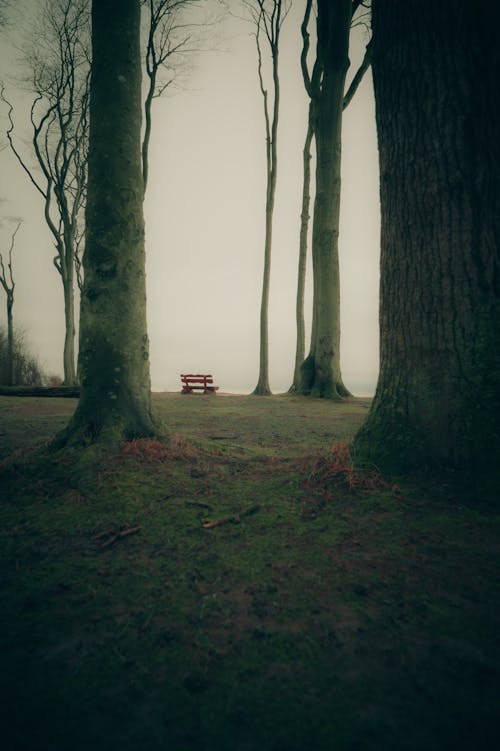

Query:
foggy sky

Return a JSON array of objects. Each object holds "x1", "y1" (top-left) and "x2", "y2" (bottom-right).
[{"x1": 0, "y1": 1, "x2": 379, "y2": 395}]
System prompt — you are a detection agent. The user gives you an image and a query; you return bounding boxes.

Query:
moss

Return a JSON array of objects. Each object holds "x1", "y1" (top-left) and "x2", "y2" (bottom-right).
[{"x1": 2, "y1": 393, "x2": 500, "y2": 749}]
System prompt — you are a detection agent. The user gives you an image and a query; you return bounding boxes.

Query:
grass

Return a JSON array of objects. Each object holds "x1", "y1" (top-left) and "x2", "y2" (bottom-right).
[{"x1": 1, "y1": 392, "x2": 499, "y2": 751}]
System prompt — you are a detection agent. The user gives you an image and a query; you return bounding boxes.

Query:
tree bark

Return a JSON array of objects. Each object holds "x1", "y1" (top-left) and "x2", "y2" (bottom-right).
[
  {"x1": 354, "y1": 0, "x2": 500, "y2": 488},
  {"x1": 55, "y1": 0, "x2": 160, "y2": 447},
  {"x1": 62, "y1": 264, "x2": 77, "y2": 386},
  {"x1": 290, "y1": 114, "x2": 314, "y2": 393},
  {"x1": 299, "y1": 0, "x2": 352, "y2": 398}
]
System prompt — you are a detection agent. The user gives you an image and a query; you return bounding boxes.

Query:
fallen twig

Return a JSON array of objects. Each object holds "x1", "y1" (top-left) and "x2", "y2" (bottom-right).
[
  {"x1": 202, "y1": 504, "x2": 261, "y2": 529},
  {"x1": 93, "y1": 523, "x2": 141, "y2": 549}
]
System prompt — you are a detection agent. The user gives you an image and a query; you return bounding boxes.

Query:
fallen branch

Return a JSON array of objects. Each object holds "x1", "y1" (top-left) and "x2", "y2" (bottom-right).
[
  {"x1": 93, "y1": 523, "x2": 141, "y2": 549},
  {"x1": 202, "y1": 504, "x2": 261, "y2": 529}
]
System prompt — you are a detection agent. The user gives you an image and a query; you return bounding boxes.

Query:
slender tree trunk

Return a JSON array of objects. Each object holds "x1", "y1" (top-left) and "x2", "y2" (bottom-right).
[
  {"x1": 55, "y1": 0, "x2": 160, "y2": 447},
  {"x1": 254, "y1": 181, "x2": 274, "y2": 395},
  {"x1": 6, "y1": 293, "x2": 14, "y2": 386},
  {"x1": 255, "y1": 123, "x2": 279, "y2": 395},
  {"x1": 142, "y1": 86, "x2": 154, "y2": 191},
  {"x1": 299, "y1": 0, "x2": 351, "y2": 398},
  {"x1": 253, "y1": 12, "x2": 282, "y2": 397},
  {"x1": 62, "y1": 275, "x2": 76, "y2": 386},
  {"x1": 290, "y1": 113, "x2": 314, "y2": 393},
  {"x1": 354, "y1": 0, "x2": 500, "y2": 490}
]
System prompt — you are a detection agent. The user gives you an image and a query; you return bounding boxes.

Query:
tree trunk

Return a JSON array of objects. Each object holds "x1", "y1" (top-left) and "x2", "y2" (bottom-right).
[
  {"x1": 299, "y1": 0, "x2": 351, "y2": 399},
  {"x1": 254, "y1": 186, "x2": 273, "y2": 395},
  {"x1": 354, "y1": 0, "x2": 500, "y2": 488},
  {"x1": 253, "y1": 13, "x2": 282, "y2": 397},
  {"x1": 142, "y1": 85, "x2": 153, "y2": 191},
  {"x1": 55, "y1": 0, "x2": 160, "y2": 447},
  {"x1": 290, "y1": 113, "x2": 313, "y2": 393},
  {"x1": 62, "y1": 270, "x2": 77, "y2": 386},
  {"x1": 6, "y1": 293, "x2": 14, "y2": 386}
]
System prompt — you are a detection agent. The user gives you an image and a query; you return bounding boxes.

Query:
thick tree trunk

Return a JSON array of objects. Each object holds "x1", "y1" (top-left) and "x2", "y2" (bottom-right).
[
  {"x1": 55, "y1": 0, "x2": 160, "y2": 447},
  {"x1": 299, "y1": 0, "x2": 351, "y2": 399},
  {"x1": 354, "y1": 0, "x2": 500, "y2": 486}
]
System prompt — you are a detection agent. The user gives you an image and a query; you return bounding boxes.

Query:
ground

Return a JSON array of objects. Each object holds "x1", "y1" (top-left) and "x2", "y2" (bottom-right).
[{"x1": 0, "y1": 392, "x2": 499, "y2": 750}]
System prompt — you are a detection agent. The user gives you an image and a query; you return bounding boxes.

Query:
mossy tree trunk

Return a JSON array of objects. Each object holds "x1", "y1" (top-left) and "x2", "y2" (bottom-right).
[
  {"x1": 299, "y1": 0, "x2": 352, "y2": 399},
  {"x1": 55, "y1": 0, "x2": 160, "y2": 447},
  {"x1": 354, "y1": 0, "x2": 500, "y2": 484}
]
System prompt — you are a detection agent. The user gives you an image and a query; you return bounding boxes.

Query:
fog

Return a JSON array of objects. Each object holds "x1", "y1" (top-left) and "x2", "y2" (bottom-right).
[{"x1": 0, "y1": 1, "x2": 379, "y2": 395}]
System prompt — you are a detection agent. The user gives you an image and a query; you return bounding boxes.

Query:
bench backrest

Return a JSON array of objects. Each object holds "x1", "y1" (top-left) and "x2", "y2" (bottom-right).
[{"x1": 181, "y1": 374, "x2": 214, "y2": 385}]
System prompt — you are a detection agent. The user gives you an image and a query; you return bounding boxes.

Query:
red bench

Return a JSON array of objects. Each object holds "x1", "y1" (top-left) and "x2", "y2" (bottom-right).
[{"x1": 180, "y1": 373, "x2": 219, "y2": 395}]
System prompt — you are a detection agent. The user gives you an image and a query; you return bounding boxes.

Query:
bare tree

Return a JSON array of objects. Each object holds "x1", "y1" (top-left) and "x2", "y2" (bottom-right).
[
  {"x1": 0, "y1": 218, "x2": 21, "y2": 385},
  {"x1": 142, "y1": 0, "x2": 203, "y2": 190},
  {"x1": 0, "y1": 0, "x2": 10, "y2": 25},
  {"x1": 244, "y1": 0, "x2": 291, "y2": 396},
  {"x1": 293, "y1": 0, "x2": 372, "y2": 397},
  {"x1": 1, "y1": 0, "x2": 90, "y2": 386},
  {"x1": 55, "y1": 0, "x2": 161, "y2": 447},
  {"x1": 289, "y1": 0, "x2": 317, "y2": 393}
]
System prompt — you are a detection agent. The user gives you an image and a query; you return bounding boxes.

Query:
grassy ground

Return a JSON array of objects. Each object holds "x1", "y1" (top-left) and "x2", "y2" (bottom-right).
[{"x1": 1, "y1": 392, "x2": 499, "y2": 751}]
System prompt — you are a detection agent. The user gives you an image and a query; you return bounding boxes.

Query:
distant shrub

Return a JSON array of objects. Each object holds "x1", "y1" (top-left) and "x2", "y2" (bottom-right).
[
  {"x1": 46, "y1": 374, "x2": 63, "y2": 387},
  {"x1": 0, "y1": 325, "x2": 48, "y2": 386}
]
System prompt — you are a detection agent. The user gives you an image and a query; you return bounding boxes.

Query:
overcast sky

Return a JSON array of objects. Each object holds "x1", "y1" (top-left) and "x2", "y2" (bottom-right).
[{"x1": 0, "y1": 0, "x2": 379, "y2": 395}]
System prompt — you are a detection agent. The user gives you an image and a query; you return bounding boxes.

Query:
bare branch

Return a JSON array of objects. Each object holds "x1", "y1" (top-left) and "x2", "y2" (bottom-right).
[
  {"x1": 351, "y1": 0, "x2": 371, "y2": 32},
  {"x1": 343, "y1": 39, "x2": 372, "y2": 110},
  {"x1": 141, "y1": 0, "x2": 219, "y2": 190},
  {"x1": 255, "y1": 15, "x2": 271, "y2": 168},
  {"x1": 1, "y1": 86, "x2": 48, "y2": 199},
  {"x1": 0, "y1": 0, "x2": 11, "y2": 26},
  {"x1": 300, "y1": 0, "x2": 314, "y2": 96},
  {"x1": 3, "y1": 0, "x2": 90, "y2": 384},
  {"x1": 0, "y1": 220, "x2": 21, "y2": 296}
]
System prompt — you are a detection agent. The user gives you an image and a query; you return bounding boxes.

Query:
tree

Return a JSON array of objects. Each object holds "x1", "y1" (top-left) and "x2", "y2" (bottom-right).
[
  {"x1": 295, "y1": 0, "x2": 372, "y2": 398},
  {"x1": 353, "y1": 0, "x2": 500, "y2": 490},
  {"x1": 0, "y1": 325, "x2": 46, "y2": 386},
  {"x1": 245, "y1": 0, "x2": 290, "y2": 396},
  {"x1": 290, "y1": 0, "x2": 371, "y2": 393},
  {"x1": 0, "y1": 219, "x2": 21, "y2": 385},
  {"x1": 55, "y1": 0, "x2": 160, "y2": 446},
  {"x1": 289, "y1": 0, "x2": 315, "y2": 393},
  {"x1": 1, "y1": 0, "x2": 90, "y2": 385},
  {"x1": 142, "y1": 0, "x2": 201, "y2": 190}
]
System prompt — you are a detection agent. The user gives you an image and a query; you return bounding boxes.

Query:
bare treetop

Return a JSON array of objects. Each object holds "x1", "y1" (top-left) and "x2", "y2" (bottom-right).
[
  {"x1": 0, "y1": 218, "x2": 21, "y2": 298},
  {"x1": 1, "y1": 0, "x2": 90, "y2": 385},
  {"x1": 0, "y1": 0, "x2": 11, "y2": 26}
]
